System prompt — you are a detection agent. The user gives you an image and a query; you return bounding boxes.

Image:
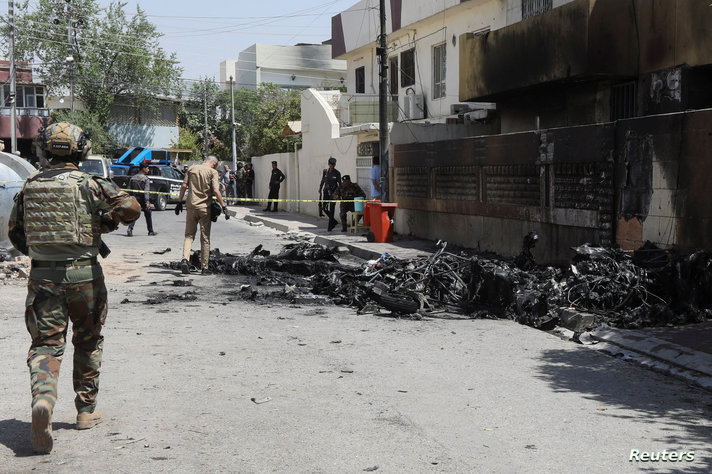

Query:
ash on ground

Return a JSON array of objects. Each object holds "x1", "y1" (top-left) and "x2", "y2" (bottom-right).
[{"x1": 153, "y1": 240, "x2": 712, "y2": 333}]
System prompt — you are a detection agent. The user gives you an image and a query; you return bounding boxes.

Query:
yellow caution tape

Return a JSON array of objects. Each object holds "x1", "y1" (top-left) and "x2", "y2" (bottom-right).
[
  {"x1": 2, "y1": 180, "x2": 373, "y2": 205},
  {"x1": 121, "y1": 188, "x2": 374, "y2": 204}
]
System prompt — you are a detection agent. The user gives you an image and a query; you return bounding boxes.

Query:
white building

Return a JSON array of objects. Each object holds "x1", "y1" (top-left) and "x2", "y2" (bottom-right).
[{"x1": 220, "y1": 43, "x2": 346, "y2": 91}]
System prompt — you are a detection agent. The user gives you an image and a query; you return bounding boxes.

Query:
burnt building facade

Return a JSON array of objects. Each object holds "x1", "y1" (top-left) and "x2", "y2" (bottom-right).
[{"x1": 391, "y1": 0, "x2": 712, "y2": 263}]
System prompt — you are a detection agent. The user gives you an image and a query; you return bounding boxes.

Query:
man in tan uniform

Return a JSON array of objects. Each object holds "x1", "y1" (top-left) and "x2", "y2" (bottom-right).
[{"x1": 175, "y1": 155, "x2": 227, "y2": 275}]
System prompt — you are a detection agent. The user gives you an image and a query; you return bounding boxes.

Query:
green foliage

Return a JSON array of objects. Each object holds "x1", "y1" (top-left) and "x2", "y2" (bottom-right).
[
  {"x1": 170, "y1": 128, "x2": 201, "y2": 161},
  {"x1": 3, "y1": 0, "x2": 183, "y2": 125},
  {"x1": 52, "y1": 109, "x2": 120, "y2": 156},
  {"x1": 179, "y1": 81, "x2": 301, "y2": 160}
]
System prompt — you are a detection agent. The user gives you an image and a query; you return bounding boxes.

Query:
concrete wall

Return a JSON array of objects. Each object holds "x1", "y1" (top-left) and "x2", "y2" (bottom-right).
[
  {"x1": 297, "y1": 89, "x2": 358, "y2": 216},
  {"x1": 615, "y1": 110, "x2": 712, "y2": 251},
  {"x1": 391, "y1": 108, "x2": 712, "y2": 264},
  {"x1": 251, "y1": 152, "x2": 293, "y2": 209},
  {"x1": 249, "y1": 89, "x2": 359, "y2": 215}
]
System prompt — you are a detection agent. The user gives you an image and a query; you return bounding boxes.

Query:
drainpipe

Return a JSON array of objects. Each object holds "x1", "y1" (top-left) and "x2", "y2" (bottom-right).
[{"x1": 294, "y1": 141, "x2": 302, "y2": 213}]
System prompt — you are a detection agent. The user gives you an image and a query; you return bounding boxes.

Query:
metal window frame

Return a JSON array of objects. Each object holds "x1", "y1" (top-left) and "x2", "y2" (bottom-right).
[{"x1": 432, "y1": 43, "x2": 446, "y2": 99}]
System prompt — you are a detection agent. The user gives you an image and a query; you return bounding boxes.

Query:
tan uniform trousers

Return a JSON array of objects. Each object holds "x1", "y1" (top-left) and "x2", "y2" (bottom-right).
[{"x1": 182, "y1": 206, "x2": 212, "y2": 270}]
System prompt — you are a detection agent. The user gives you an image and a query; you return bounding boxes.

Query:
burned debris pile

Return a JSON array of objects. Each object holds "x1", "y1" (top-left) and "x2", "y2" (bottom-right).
[
  {"x1": 0, "y1": 254, "x2": 29, "y2": 284},
  {"x1": 162, "y1": 240, "x2": 712, "y2": 331}
]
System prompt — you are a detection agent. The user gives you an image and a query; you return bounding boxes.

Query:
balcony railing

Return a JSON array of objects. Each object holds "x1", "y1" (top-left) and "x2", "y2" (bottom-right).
[{"x1": 336, "y1": 93, "x2": 399, "y2": 126}]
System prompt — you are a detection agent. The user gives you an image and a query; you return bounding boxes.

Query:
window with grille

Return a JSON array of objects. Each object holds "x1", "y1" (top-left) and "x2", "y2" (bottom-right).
[
  {"x1": 610, "y1": 81, "x2": 636, "y2": 121},
  {"x1": 522, "y1": 0, "x2": 552, "y2": 20},
  {"x1": 355, "y1": 66, "x2": 365, "y2": 93},
  {"x1": 432, "y1": 43, "x2": 446, "y2": 99},
  {"x1": 401, "y1": 48, "x2": 415, "y2": 87}
]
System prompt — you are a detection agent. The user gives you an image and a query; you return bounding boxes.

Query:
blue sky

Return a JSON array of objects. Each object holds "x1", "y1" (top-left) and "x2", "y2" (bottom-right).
[{"x1": 102, "y1": 0, "x2": 357, "y2": 85}]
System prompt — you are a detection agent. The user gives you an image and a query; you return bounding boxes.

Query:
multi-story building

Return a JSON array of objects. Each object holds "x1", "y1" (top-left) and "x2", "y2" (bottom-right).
[
  {"x1": 0, "y1": 60, "x2": 50, "y2": 158},
  {"x1": 317, "y1": 0, "x2": 712, "y2": 262},
  {"x1": 220, "y1": 43, "x2": 346, "y2": 91}
]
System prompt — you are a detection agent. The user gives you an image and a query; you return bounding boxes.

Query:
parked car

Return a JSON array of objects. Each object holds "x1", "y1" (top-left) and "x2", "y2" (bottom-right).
[
  {"x1": 112, "y1": 163, "x2": 185, "y2": 211},
  {"x1": 110, "y1": 147, "x2": 170, "y2": 177},
  {"x1": 78, "y1": 155, "x2": 114, "y2": 180}
]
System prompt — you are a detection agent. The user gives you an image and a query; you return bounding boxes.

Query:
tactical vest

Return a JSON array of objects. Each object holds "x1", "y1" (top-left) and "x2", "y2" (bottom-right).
[{"x1": 23, "y1": 169, "x2": 101, "y2": 247}]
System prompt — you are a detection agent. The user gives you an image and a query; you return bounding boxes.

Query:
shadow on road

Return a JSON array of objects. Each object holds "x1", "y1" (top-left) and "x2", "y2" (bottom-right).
[
  {"x1": 0, "y1": 418, "x2": 74, "y2": 457},
  {"x1": 534, "y1": 348, "x2": 712, "y2": 473}
]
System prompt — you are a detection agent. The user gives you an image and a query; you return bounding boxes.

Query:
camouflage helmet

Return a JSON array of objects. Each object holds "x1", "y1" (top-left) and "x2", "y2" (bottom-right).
[{"x1": 38, "y1": 122, "x2": 91, "y2": 160}]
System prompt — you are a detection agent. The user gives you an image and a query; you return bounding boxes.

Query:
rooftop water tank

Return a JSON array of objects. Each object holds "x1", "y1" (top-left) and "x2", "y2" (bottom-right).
[{"x1": 0, "y1": 152, "x2": 36, "y2": 251}]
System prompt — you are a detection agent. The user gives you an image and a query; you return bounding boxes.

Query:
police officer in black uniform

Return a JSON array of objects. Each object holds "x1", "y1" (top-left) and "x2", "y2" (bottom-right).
[
  {"x1": 321, "y1": 157, "x2": 341, "y2": 231},
  {"x1": 264, "y1": 160, "x2": 285, "y2": 212},
  {"x1": 127, "y1": 160, "x2": 157, "y2": 236}
]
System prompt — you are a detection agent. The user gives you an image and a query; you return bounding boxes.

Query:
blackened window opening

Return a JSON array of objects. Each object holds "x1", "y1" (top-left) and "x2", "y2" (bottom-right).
[
  {"x1": 522, "y1": 0, "x2": 552, "y2": 20},
  {"x1": 610, "y1": 81, "x2": 636, "y2": 121},
  {"x1": 355, "y1": 66, "x2": 365, "y2": 93}
]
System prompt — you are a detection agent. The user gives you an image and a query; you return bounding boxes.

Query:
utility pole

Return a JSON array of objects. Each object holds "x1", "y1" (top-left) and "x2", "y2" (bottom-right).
[
  {"x1": 230, "y1": 76, "x2": 237, "y2": 196},
  {"x1": 203, "y1": 85, "x2": 209, "y2": 157},
  {"x1": 8, "y1": 0, "x2": 17, "y2": 153},
  {"x1": 67, "y1": 0, "x2": 74, "y2": 114},
  {"x1": 378, "y1": 0, "x2": 389, "y2": 202},
  {"x1": 54, "y1": 0, "x2": 78, "y2": 113}
]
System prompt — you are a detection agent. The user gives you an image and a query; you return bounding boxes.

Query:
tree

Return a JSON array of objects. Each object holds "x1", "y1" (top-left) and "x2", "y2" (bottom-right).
[
  {"x1": 3, "y1": 0, "x2": 183, "y2": 126},
  {"x1": 179, "y1": 81, "x2": 302, "y2": 161},
  {"x1": 243, "y1": 84, "x2": 301, "y2": 157},
  {"x1": 52, "y1": 109, "x2": 120, "y2": 156},
  {"x1": 178, "y1": 77, "x2": 224, "y2": 157},
  {"x1": 170, "y1": 127, "x2": 201, "y2": 161}
]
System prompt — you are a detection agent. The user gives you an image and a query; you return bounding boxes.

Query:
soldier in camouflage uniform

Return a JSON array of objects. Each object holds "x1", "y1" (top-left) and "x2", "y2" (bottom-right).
[{"x1": 8, "y1": 122, "x2": 141, "y2": 454}]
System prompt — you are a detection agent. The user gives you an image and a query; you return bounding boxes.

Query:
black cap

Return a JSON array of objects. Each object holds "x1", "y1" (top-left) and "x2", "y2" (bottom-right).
[
  {"x1": 140, "y1": 160, "x2": 151, "y2": 168},
  {"x1": 342, "y1": 174, "x2": 351, "y2": 181},
  {"x1": 328, "y1": 157, "x2": 336, "y2": 165},
  {"x1": 272, "y1": 161, "x2": 278, "y2": 165}
]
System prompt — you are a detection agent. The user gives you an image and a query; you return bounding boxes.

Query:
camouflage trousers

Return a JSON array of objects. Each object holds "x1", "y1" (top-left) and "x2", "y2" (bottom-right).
[{"x1": 25, "y1": 276, "x2": 107, "y2": 413}]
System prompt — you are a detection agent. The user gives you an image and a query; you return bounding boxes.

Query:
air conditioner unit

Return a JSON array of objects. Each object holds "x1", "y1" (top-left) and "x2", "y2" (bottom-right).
[
  {"x1": 404, "y1": 94, "x2": 424, "y2": 120},
  {"x1": 450, "y1": 102, "x2": 497, "y2": 115}
]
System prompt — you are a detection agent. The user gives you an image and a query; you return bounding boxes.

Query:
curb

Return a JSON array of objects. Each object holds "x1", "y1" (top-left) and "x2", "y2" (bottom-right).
[
  {"x1": 313, "y1": 235, "x2": 382, "y2": 261},
  {"x1": 243, "y1": 214, "x2": 296, "y2": 233},
  {"x1": 591, "y1": 328, "x2": 712, "y2": 378}
]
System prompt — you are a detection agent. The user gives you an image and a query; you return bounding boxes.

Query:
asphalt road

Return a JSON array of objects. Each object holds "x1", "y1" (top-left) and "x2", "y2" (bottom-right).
[{"x1": 1, "y1": 207, "x2": 711, "y2": 473}]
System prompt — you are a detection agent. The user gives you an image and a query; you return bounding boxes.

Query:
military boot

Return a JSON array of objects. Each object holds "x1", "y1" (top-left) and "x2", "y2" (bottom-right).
[
  {"x1": 30, "y1": 399, "x2": 53, "y2": 454},
  {"x1": 76, "y1": 410, "x2": 102, "y2": 430}
]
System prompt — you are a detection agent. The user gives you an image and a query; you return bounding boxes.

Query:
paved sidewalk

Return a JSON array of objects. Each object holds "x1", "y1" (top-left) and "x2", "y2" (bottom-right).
[
  {"x1": 230, "y1": 204, "x2": 712, "y2": 390},
  {"x1": 231, "y1": 204, "x2": 437, "y2": 261}
]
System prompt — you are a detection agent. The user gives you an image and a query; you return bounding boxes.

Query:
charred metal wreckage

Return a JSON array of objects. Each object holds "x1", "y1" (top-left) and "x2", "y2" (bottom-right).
[{"x1": 155, "y1": 237, "x2": 712, "y2": 333}]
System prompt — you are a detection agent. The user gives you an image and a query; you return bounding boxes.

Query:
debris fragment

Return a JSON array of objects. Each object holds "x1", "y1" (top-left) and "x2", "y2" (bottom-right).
[{"x1": 250, "y1": 397, "x2": 272, "y2": 404}]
